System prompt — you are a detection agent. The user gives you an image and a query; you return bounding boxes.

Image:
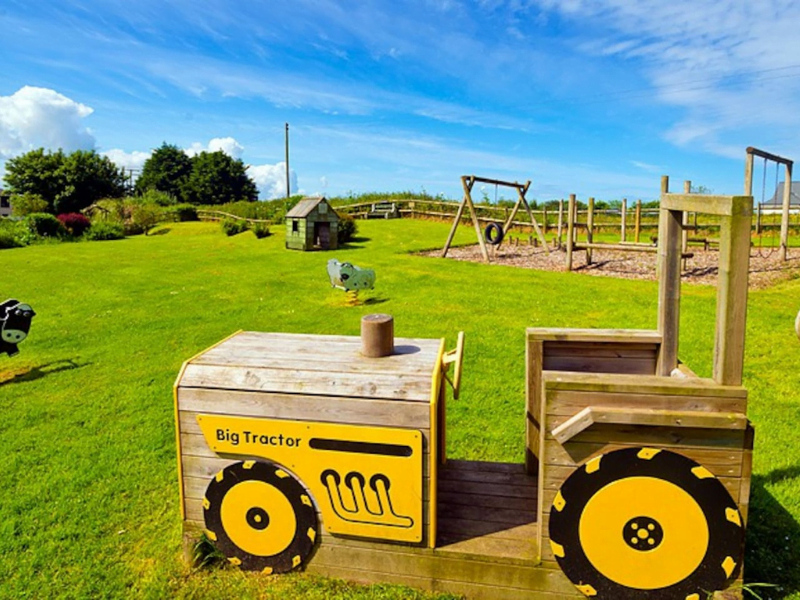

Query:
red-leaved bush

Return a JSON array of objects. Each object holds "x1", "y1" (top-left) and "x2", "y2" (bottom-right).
[{"x1": 57, "y1": 213, "x2": 92, "y2": 236}]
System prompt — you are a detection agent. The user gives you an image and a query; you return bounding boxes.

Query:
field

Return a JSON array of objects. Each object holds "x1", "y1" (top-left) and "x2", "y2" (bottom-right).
[{"x1": 2, "y1": 218, "x2": 799, "y2": 599}]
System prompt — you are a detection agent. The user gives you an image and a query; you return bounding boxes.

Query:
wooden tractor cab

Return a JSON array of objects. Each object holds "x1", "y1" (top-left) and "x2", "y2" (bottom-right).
[
  {"x1": 174, "y1": 178, "x2": 754, "y2": 599},
  {"x1": 528, "y1": 177, "x2": 754, "y2": 598}
]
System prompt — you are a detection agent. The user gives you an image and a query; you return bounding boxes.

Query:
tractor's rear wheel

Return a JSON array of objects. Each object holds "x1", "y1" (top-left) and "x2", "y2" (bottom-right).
[{"x1": 548, "y1": 447, "x2": 744, "y2": 599}]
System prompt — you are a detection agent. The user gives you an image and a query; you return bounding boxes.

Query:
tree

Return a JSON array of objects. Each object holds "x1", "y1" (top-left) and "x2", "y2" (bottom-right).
[
  {"x1": 3, "y1": 148, "x2": 125, "y2": 213},
  {"x1": 135, "y1": 143, "x2": 192, "y2": 201},
  {"x1": 182, "y1": 151, "x2": 258, "y2": 205},
  {"x1": 3, "y1": 148, "x2": 66, "y2": 207},
  {"x1": 55, "y1": 150, "x2": 126, "y2": 214}
]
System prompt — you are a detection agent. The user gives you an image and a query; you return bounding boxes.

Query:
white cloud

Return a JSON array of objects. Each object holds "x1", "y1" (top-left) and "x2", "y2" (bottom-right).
[
  {"x1": 103, "y1": 148, "x2": 151, "y2": 170},
  {"x1": 248, "y1": 162, "x2": 297, "y2": 199},
  {"x1": 208, "y1": 136, "x2": 244, "y2": 159},
  {"x1": 185, "y1": 136, "x2": 244, "y2": 159},
  {"x1": 0, "y1": 86, "x2": 95, "y2": 158},
  {"x1": 532, "y1": 1, "x2": 800, "y2": 157}
]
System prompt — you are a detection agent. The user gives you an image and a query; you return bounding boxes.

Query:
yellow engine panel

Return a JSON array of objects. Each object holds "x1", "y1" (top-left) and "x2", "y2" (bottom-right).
[{"x1": 197, "y1": 414, "x2": 424, "y2": 543}]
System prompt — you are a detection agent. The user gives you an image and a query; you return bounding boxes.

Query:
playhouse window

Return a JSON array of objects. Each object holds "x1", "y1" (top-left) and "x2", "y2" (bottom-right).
[{"x1": 292, "y1": 220, "x2": 298, "y2": 233}]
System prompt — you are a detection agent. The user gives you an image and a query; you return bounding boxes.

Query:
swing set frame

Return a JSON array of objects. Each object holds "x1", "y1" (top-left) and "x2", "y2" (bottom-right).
[
  {"x1": 744, "y1": 146, "x2": 794, "y2": 261},
  {"x1": 442, "y1": 175, "x2": 549, "y2": 263}
]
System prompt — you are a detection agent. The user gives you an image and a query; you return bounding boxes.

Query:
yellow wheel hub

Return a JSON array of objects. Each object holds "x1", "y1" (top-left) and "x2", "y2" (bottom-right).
[
  {"x1": 220, "y1": 480, "x2": 298, "y2": 557},
  {"x1": 579, "y1": 476, "x2": 708, "y2": 589}
]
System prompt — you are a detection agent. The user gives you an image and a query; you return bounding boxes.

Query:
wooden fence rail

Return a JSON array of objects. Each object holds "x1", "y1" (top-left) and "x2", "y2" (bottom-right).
[{"x1": 197, "y1": 210, "x2": 272, "y2": 225}]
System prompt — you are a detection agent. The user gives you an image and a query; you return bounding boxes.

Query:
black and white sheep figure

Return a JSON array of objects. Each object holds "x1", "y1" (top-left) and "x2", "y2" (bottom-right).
[{"x1": 1, "y1": 299, "x2": 36, "y2": 357}]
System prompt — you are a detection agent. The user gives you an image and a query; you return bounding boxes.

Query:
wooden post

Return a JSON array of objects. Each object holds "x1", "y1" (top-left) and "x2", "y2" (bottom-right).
[
  {"x1": 656, "y1": 179, "x2": 682, "y2": 376},
  {"x1": 621, "y1": 198, "x2": 627, "y2": 242},
  {"x1": 713, "y1": 197, "x2": 753, "y2": 385},
  {"x1": 682, "y1": 181, "x2": 691, "y2": 271},
  {"x1": 572, "y1": 197, "x2": 579, "y2": 246},
  {"x1": 781, "y1": 162, "x2": 792, "y2": 261},
  {"x1": 557, "y1": 200, "x2": 564, "y2": 249},
  {"x1": 744, "y1": 150, "x2": 755, "y2": 195},
  {"x1": 542, "y1": 206, "x2": 548, "y2": 236},
  {"x1": 566, "y1": 194, "x2": 575, "y2": 271},
  {"x1": 635, "y1": 200, "x2": 642, "y2": 243},
  {"x1": 586, "y1": 197, "x2": 595, "y2": 265}
]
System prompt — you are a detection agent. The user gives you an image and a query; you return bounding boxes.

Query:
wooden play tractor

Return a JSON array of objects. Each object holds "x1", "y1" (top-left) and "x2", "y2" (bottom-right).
[{"x1": 175, "y1": 179, "x2": 754, "y2": 598}]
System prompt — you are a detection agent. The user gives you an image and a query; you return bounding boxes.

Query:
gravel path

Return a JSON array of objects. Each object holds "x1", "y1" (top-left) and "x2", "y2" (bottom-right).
[{"x1": 424, "y1": 239, "x2": 800, "y2": 289}]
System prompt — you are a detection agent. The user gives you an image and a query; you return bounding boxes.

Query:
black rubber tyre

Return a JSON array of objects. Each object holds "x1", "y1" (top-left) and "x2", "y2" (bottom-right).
[{"x1": 484, "y1": 222, "x2": 504, "y2": 245}]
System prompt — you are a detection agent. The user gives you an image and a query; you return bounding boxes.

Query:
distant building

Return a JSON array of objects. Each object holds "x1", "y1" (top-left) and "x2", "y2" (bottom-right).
[
  {"x1": 285, "y1": 196, "x2": 340, "y2": 251},
  {"x1": 0, "y1": 190, "x2": 11, "y2": 217},
  {"x1": 762, "y1": 181, "x2": 800, "y2": 207}
]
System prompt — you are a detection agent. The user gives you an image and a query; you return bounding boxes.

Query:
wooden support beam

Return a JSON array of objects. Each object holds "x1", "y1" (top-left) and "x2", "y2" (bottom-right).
[
  {"x1": 781, "y1": 162, "x2": 793, "y2": 261},
  {"x1": 661, "y1": 194, "x2": 753, "y2": 217},
  {"x1": 461, "y1": 176, "x2": 490, "y2": 263},
  {"x1": 746, "y1": 146, "x2": 794, "y2": 167},
  {"x1": 657, "y1": 176, "x2": 682, "y2": 376},
  {"x1": 512, "y1": 181, "x2": 549, "y2": 254},
  {"x1": 635, "y1": 200, "x2": 642, "y2": 243},
  {"x1": 441, "y1": 197, "x2": 467, "y2": 258},
  {"x1": 464, "y1": 175, "x2": 529, "y2": 188},
  {"x1": 620, "y1": 198, "x2": 627, "y2": 242},
  {"x1": 550, "y1": 406, "x2": 748, "y2": 445},
  {"x1": 714, "y1": 198, "x2": 753, "y2": 385}
]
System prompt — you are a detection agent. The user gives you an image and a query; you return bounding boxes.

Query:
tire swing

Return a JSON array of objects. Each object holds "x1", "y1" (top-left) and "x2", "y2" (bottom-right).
[
  {"x1": 548, "y1": 447, "x2": 744, "y2": 599},
  {"x1": 204, "y1": 460, "x2": 319, "y2": 573},
  {"x1": 484, "y1": 222, "x2": 504, "y2": 245}
]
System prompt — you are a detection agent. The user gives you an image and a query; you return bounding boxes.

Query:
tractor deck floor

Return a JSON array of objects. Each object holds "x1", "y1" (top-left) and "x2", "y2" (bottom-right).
[{"x1": 435, "y1": 459, "x2": 539, "y2": 563}]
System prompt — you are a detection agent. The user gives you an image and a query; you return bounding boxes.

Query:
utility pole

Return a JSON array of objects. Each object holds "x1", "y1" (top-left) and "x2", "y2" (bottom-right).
[{"x1": 285, "y1": 122, "x2": 290, "y2": 200}]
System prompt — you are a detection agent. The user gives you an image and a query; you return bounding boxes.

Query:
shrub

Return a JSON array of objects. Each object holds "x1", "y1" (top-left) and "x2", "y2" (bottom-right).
[
  {"x1": 165, "y1": 203, "x2": 198, "y2": 222},
  {"x1": 221, "y1": 218, "x2": 248, "y2": 236},
  {"x1": 10, "y1": 193, "x2": 49, "y2": 216},
  {"x1": 57, "y1": 212, "x2": 92, "y2": 236},
  {"x1": 85, "y1": 221, "x2": 125, "y2": 241},
  {"x1": 137, "y1": 188, "x2": 177, "y2": 206},
  {"x1": 0, "y1": 219, "x2": 28, "y2": 249},
  {"x1": 338, "y1": 214, "x2": 357, "y2": 244},
  {"x1": 0, "y1": 228, "x2": 22, "y2": 249},
  {"x1": 130, "y1": 202, "x2": 162, "y2": 235},
  {"x1": 24, "y1": 213, "x2": 66, "y2": 238},
  {"x1": 252, "y1": 222, "x2": 270, "y2": 239}
]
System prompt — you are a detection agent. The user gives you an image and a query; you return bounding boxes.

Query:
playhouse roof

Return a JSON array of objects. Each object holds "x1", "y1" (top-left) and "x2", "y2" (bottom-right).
[
  {"x1": 763, "y1": 181, "x2": 800, "y2": 206},
  {"x1": 286, "y1": 196, "x2": 329, "y2": 218}
]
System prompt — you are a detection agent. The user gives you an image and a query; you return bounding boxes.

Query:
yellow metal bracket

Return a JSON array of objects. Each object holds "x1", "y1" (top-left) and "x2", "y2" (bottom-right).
[{"x1": 442, "y1": 331, "x2": 465, "y2": 399}]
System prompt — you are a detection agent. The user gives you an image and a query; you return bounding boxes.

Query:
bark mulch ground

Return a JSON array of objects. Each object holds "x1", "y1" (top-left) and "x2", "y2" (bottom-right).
[{"x1": 424, "y1": 240, "x2": 800, "y2": 289}]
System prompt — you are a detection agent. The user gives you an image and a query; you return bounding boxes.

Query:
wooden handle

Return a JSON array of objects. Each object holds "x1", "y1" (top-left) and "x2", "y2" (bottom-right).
[{"x1": 551, "y1": 406, "x2": 748, "y2": 445}]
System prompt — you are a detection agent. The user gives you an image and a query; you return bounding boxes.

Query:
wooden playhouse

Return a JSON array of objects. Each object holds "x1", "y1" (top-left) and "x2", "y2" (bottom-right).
[
  {"x1": 285, "y1": 196, "x2": 339, "y2": 251},
  {"x1": 176, "y1": 178, "x2": 755, "y2": 599}
]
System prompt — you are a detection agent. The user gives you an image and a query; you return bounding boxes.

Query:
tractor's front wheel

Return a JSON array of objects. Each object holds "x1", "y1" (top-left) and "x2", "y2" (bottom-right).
[{"x1": 203, "y1": 460, "x2": 318, "y2": 573}]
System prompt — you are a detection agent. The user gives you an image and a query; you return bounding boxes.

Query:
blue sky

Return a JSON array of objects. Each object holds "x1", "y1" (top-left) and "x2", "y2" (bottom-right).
[{"x1": 2, "y1": 0, "x2": 800, "y2": 201}]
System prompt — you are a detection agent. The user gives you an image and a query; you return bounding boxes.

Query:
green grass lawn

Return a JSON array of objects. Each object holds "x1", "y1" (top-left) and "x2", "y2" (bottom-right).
[{"x1": 2, "y1": 219, "x2": 799, "y2": 599}]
